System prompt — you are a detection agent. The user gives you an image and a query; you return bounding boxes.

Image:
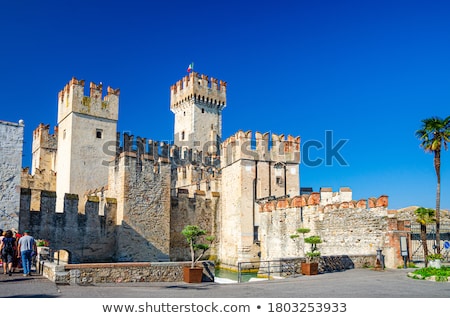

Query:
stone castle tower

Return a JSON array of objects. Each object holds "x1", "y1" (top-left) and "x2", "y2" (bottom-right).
[
  {"x1": 55, "y1": 78, "x2": 120, "y2": 212},
  {"x1": 219, "y1": 131, "x2": 301, "y2": 266},
  {"x1": 170, "y1": 72, "x2": 226, "y2": 153}
]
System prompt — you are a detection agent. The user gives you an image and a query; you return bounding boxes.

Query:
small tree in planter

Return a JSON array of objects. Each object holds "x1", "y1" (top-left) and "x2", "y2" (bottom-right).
[
  {"x1": 290, "y1": 228, "x2": 311, "y2": 256},
  {"x1": 291, "y1": 228, "x2": 322, "y2": 275},
  {"x1": 181, "y1": 225, "x2": 215, "y2": 283},
  {"x1": 304, "y1": 235, "x2": 322, "y2": 262},
  {"x1": 302, "y1": 235, "x2": 322, "y2": 275}
]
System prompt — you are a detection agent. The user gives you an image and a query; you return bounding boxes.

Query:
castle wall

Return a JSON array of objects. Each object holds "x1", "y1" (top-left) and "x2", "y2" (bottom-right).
[
  {"x1": 220, "y1": 157, "x2": 259, "y2": 267},
  {"x1": 219, "y1": 130, "x2": 301, "y2": 267},
  {"x1": 258, "y1": 191, "x2": 405, "y2": 267},
  {"x1": 19, "y1": 189, "x2": 118, "y2": 263},
  {"x1": 0, "y1": 120, "x2": 24, "y2": 230},
  {"x1": 170, "y1": 190, "x2": 220, "y2": 262},
  {"x1": 108, "y1": 151, "x2": 172, "y2": 262}
]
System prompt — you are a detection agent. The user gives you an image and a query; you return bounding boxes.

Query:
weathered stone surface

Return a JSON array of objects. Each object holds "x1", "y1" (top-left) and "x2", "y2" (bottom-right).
[
  {"x1": 0, "y1": 120, "x2": 24, "y2": 230},
  {"x1": 43, "y1": 261, "x2": 215, "y2": 285}
]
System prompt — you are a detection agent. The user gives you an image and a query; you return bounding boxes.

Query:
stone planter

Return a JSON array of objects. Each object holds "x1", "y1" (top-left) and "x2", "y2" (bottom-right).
[
  {"x1": 37, "y1": 246, "x2": 50, "y2": 261},
  {"x1": 429, "y1": 259, "x2": 442, "y2": 269},
  {"x1": 301, "y1": 262, "x2": 319, "y2": 275},
  {"x1": 183, "y1": 267, "x2": 203, "y2": 283}
]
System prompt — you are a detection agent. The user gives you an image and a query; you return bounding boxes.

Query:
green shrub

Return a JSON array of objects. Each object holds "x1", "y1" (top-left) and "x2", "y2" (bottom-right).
[{"x1": 411, "y1": 266, "x2": 450, "y2": 279}]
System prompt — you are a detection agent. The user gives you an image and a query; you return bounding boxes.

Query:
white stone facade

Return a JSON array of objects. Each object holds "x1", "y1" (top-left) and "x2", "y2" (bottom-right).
[{"x1": 55, "y1": 78, "x2": 119, "y2": 212}]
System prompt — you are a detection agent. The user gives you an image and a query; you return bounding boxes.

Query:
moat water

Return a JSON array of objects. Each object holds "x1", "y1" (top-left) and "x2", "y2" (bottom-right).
[{"x1": 214, "y1": 267, "x2": 258, "y2": 283}]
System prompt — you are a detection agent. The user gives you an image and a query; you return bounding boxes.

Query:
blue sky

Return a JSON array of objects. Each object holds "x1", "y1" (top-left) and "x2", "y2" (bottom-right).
[{"x1": 1, "y1": 0, "x2": 449, "y2": 210}]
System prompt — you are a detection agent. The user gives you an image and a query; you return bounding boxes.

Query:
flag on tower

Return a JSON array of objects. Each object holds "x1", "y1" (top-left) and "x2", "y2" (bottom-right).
[{"x1": 187, "y1": 62, "x2": 194, "y2": 73}]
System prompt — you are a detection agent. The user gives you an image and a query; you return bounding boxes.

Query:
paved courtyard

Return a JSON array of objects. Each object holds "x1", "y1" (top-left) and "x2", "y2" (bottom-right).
[{"x1": 0, "y1": 267, "x2": 449, "y2": 298}]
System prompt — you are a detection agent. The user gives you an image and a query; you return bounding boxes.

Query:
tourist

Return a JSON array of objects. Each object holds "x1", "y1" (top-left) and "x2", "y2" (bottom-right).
[
  {"x1": 1, "y1": 230, "x2": 17, "y2": 276},
  {"x1": 17, "y1": 230, "x2": 37, "y2": 277},
  {"x1": 11, "y1": 229, "x2": 21, "y2": 272}
]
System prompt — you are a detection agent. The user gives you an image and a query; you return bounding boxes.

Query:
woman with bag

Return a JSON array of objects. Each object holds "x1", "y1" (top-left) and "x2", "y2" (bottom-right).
[{"x1": 1, "y1": 230, "x2": 17, "y2": 276}]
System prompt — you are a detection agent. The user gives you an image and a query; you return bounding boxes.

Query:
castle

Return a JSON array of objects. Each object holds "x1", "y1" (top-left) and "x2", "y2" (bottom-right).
[{"x1": 0, "y1": 72, "x2": 411, "y2": 269}]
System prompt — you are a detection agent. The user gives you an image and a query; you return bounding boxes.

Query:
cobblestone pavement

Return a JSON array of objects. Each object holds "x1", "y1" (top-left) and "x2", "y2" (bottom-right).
[{"x1": 0, "y1": 268, "x2": 449, "y2": 298}]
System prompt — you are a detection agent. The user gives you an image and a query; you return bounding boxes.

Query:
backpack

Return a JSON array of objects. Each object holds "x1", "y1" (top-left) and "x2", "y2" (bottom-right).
[{"x1": 2, "y1": 238, "x2": 14, "y2": 255}]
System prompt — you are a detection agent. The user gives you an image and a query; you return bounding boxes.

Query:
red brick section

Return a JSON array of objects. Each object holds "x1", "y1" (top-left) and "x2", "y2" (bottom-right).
[
  {"x1": 356, "y1": 199, "x2": 367, "y2": 208},
  {"x1": 385, "y1": 219, "x2": 411, "y2": 267},
  {"x1": 339, "y1": 202, "x2": 349, "y2": 209},
  {"x1": 376, "y1": 195, "x2": 389, "y2": 207},
  {"x1": 259, "y1": 194, "x2": 388, "y2": 211},
  {"x1": 308, "y1": 192, "x2": 320, "y2": 205},
  {"x1": 276, "y1": 199, "x2": 289, "y2": 209}
]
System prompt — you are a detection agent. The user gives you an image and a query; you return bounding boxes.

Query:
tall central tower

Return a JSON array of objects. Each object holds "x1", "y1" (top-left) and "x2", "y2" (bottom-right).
[{"x1": 170, "y1": 72, "x2": 226, "y2": 154}]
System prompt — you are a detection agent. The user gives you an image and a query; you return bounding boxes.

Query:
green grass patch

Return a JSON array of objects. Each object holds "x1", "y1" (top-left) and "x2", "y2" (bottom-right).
[{"x1": 411, "y1": 266, "x2": 450, "y2": 281}]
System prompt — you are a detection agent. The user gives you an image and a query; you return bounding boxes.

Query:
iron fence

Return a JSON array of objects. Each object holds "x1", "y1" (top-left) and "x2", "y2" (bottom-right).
[
  {"x1": 237, "y1": 258, "x2": 302, "y2": 283},
  {"x1": 410, "y1": 222, "x2": 450, "y2": 262}
]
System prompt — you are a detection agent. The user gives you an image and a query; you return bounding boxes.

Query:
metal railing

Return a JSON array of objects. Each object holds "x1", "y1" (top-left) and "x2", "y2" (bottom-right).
[
  {"x1": 410, "y1": 223, "x2": 450, "y2": 262},
  {"x1": 36, "y1": 247, "x2": 62, "y2": 275},
  {"x1": 237, "y1": 258, "x2": 302, "y2": 283}
]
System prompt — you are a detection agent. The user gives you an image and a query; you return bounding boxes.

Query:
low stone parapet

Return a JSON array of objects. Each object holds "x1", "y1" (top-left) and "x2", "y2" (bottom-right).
[{"x1": 41, "y1": 261, "x2": 215, "y2": 285}]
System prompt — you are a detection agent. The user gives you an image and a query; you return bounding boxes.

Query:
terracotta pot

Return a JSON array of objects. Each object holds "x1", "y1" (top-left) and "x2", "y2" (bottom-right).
[
  {"x1": 301, "y1": 262, "x2": 318, "y2": 275},
  {"x1": 183, "y1": 266, "x2": 203, "y2": 283}
]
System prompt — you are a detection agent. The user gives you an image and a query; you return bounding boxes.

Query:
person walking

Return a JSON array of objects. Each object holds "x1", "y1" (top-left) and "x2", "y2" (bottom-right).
[
  {"x1": 1, "y1": 230, "x2": 17, "y2": 276},
  {"x1": 17, "y1": 230, "x2": 37, "y2": 277}
]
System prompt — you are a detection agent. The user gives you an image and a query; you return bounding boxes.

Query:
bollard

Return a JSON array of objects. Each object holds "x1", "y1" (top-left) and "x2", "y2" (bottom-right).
[{"x1": 376, "y1": 249, "x2": 385, "y2": 270}]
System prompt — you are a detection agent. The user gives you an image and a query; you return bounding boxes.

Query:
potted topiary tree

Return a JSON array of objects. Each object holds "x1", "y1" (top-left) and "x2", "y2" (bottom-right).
[
  {"x1": 181, "y1": 225, "x2": 215, "y2": 283},
  {"x1": 302, "y1": 235, "x2": 322, "y2": 275},
  {"x1": 291, "y1": 228, "x2": 322, "y2": 275}
]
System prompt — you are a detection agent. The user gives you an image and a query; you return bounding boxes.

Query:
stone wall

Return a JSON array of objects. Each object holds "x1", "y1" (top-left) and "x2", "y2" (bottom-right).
[
  {"x1": 107, "y1": 152, "x2": 172, "y2": 262},
  {"x1": 43, "y1": 261, "x2": 215, "y2": 284},
  {"x1": 170, "y1": 190, "x2": 220, "y2": 262},
  {"x1": 258, "y1": 193, "x2": 408, "y2": 268},
  {"x1": 19, "y1": 189, "x2": 118, "y2": 263},
  {"x1": 0, "y1": 120, "x2": 24, "y2": 230}
]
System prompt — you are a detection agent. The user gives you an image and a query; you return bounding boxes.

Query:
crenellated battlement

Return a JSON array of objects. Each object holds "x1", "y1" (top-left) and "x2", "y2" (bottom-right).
[
  {"x1": 21, "y1": 167, "x2": 56, "y2": 191},
  {"x1": 170, "y1": 72, "x2": 226, "y2": 112},
  {"x1": 259, "y1": 189, "x2": 388, "y2": 212},
  {"x1": 113, "y1": 132, "x2": 221, "y2": 168},
  {"x1": 32, "y1": 123, "x2": 58, "y2": 153},
  {"x1": 113, "y1": 132, "x2": 171, "y2": 164},
  {"x1": 57, "y1": 77, "x2": 119, "y2": 123},
  {"x1": 31, "y1": 123, "x2": 58, "y2": 174},
  {"x1": 221, "y1": 130, "x2": 300, "y2": 167}
]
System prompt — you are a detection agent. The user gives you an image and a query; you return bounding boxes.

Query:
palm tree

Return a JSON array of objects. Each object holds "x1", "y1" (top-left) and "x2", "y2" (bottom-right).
[
  {"x1": 415, "y1": 116, "x2": 450, "y2": 254},
  {"x1": 414, "y1": 207, "x2": 435, "y2": 267}
]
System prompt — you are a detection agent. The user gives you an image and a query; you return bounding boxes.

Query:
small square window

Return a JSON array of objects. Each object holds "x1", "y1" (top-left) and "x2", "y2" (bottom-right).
[
  {"x1": 96, "y1": 129, "x2": 103, "y2": 139},
  {"x1": 276, "y1": 176, "x2": 283, "y2": 185}
]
